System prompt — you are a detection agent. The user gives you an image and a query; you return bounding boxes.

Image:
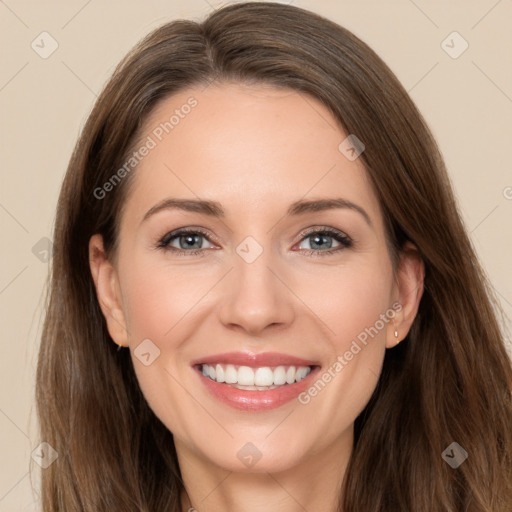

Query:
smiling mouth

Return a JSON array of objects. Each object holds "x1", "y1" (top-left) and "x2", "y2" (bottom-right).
[{"x1": 196, "y1": 363, "x2": 316, "y2": 390}]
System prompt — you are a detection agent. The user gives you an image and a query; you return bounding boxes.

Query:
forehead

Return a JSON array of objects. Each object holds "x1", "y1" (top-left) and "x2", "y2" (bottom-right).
[{"x1": 121, "y1": 82, "x2": 381, "y2": 227}]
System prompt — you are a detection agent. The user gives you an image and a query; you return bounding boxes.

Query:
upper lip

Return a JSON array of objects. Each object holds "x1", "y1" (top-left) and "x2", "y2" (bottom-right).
[{"x1": 191, "y1": 351, "x2": 320, "y2": 368}]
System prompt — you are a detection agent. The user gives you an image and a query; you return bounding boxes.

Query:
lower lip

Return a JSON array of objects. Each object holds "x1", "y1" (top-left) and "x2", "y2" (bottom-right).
[{"x1": 194, "y1": 365, "x2": 320, "y2": 411}]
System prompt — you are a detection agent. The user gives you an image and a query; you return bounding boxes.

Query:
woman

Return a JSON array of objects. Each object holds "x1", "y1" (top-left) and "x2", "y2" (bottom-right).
[{"x1": 35, "y1": 2, "x2": 512, "y2": 511}]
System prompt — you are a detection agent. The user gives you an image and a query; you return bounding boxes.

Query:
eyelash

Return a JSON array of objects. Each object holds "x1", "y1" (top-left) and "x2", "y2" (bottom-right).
[{"x1": 156, "y1": 226, "x2": 353, "y2": 257}]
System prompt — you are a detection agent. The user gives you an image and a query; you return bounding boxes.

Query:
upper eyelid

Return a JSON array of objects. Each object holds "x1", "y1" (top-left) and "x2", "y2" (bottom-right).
[{"x1": 159, "y1": 227, "x2": 217, "y2": 247}]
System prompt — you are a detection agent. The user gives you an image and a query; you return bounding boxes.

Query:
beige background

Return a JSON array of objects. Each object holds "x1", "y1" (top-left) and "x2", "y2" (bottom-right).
[{"x1": 1, "y1": 0, "x2": 511, "y2": 509}]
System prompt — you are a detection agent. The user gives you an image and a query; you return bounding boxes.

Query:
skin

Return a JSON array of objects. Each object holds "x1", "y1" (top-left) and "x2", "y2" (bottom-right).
[{"x1": 89, "y1": 82, "x2": 424, "y2": 512}]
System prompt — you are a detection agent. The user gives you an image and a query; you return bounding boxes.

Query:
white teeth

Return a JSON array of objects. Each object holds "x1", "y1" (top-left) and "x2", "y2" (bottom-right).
[
  {"x1": 254, "y1": 367, "x2": 274, "y2": 386},
  {"x1": 224, "y1": 364, "x2": 237, "y2": 384},
  {"x1": 286, "y1": 366, "x2": 296, "y2": 384},
  {"x1": 232, "y1": 384, "x2": 279, "y2": 390},
  {"x1": 295, "y1": 366, "x2": 309, "y2": 382},
  {"x1": 215, "y1": 364, "x2": 225, "y2": 383},
  {"x1": 200, "y1": 363, "x2": 312, "y2": 388},
  {"x1": 238, "y1": 366, "x2": 255, "y2": 386},
  {"x1": 273, "y1": 366, "x2": 286, "y2": 385}
]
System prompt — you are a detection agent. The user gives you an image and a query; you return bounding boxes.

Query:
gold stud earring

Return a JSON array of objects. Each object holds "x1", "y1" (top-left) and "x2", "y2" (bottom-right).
[{"x1": 393, "y1": 322, "x2": 400, "y2": 345}]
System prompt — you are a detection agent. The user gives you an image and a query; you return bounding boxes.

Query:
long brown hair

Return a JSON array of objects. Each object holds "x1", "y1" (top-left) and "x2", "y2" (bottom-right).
[{"x1": 35, "y1": 2, "x2": 512, "y2": 510}]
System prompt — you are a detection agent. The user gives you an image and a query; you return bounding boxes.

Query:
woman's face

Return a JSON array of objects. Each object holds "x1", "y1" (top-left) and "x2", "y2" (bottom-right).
[{"x1": 90, "y1": 82, "x2": 422, "y2": 475}]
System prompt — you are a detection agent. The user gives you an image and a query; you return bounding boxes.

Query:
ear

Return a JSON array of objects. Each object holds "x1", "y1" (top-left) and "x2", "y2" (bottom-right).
[
  {"x1": 89, "y1": 234, "x2": 129, "y2": 348},
  {"x1": 386, "y1": 241, "x2": 425, "y2": 348}
]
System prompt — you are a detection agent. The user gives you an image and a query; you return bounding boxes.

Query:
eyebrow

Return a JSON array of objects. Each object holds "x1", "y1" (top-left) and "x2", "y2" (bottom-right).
[{"x1": 141, "y1": 197, "x2": 373, "y2": 227}]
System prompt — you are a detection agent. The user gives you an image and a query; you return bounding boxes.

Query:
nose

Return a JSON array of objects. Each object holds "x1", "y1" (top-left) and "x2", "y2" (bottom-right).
[{"x1": 217, "y1": 245, "x2": 296, "y2": 336}]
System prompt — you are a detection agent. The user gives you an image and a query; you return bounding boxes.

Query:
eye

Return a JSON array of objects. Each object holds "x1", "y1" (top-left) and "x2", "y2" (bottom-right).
[
  {"x1": 157, "y1": 228, "x2": 215, "y2": 256},
  {"x1": 295, "y1": 227, "x2": 353, "y2": 257},
  {"x1": 156, "y1": 226, "x2": 353, "y2": 257}
]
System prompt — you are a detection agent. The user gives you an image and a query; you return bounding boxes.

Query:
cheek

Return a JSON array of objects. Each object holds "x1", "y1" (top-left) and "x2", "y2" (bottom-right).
[
  {"x1": 298, "y1": 258, "x2": 394, "y2": 351},
  {"x1": 118, "y1": 255, "x2": 214, "y2": 408},
  {"x1": 292, "y1": 258, "x2": 393, "y2": 413},
  {"x1": 120, "y1": 256, "x2": 207, "y2": 342},
  {"x1": 118, "y1": 257, "x2": 206, "y2": 435}
]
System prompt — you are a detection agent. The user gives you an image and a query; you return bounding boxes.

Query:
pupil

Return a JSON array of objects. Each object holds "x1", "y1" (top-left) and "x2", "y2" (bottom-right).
[
  {"x1": 182, "y1": 234, "x2": 201, "y2": 249},
  {"x1": 312, "y1": 234, "x2": 331, "y2": 250}
]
